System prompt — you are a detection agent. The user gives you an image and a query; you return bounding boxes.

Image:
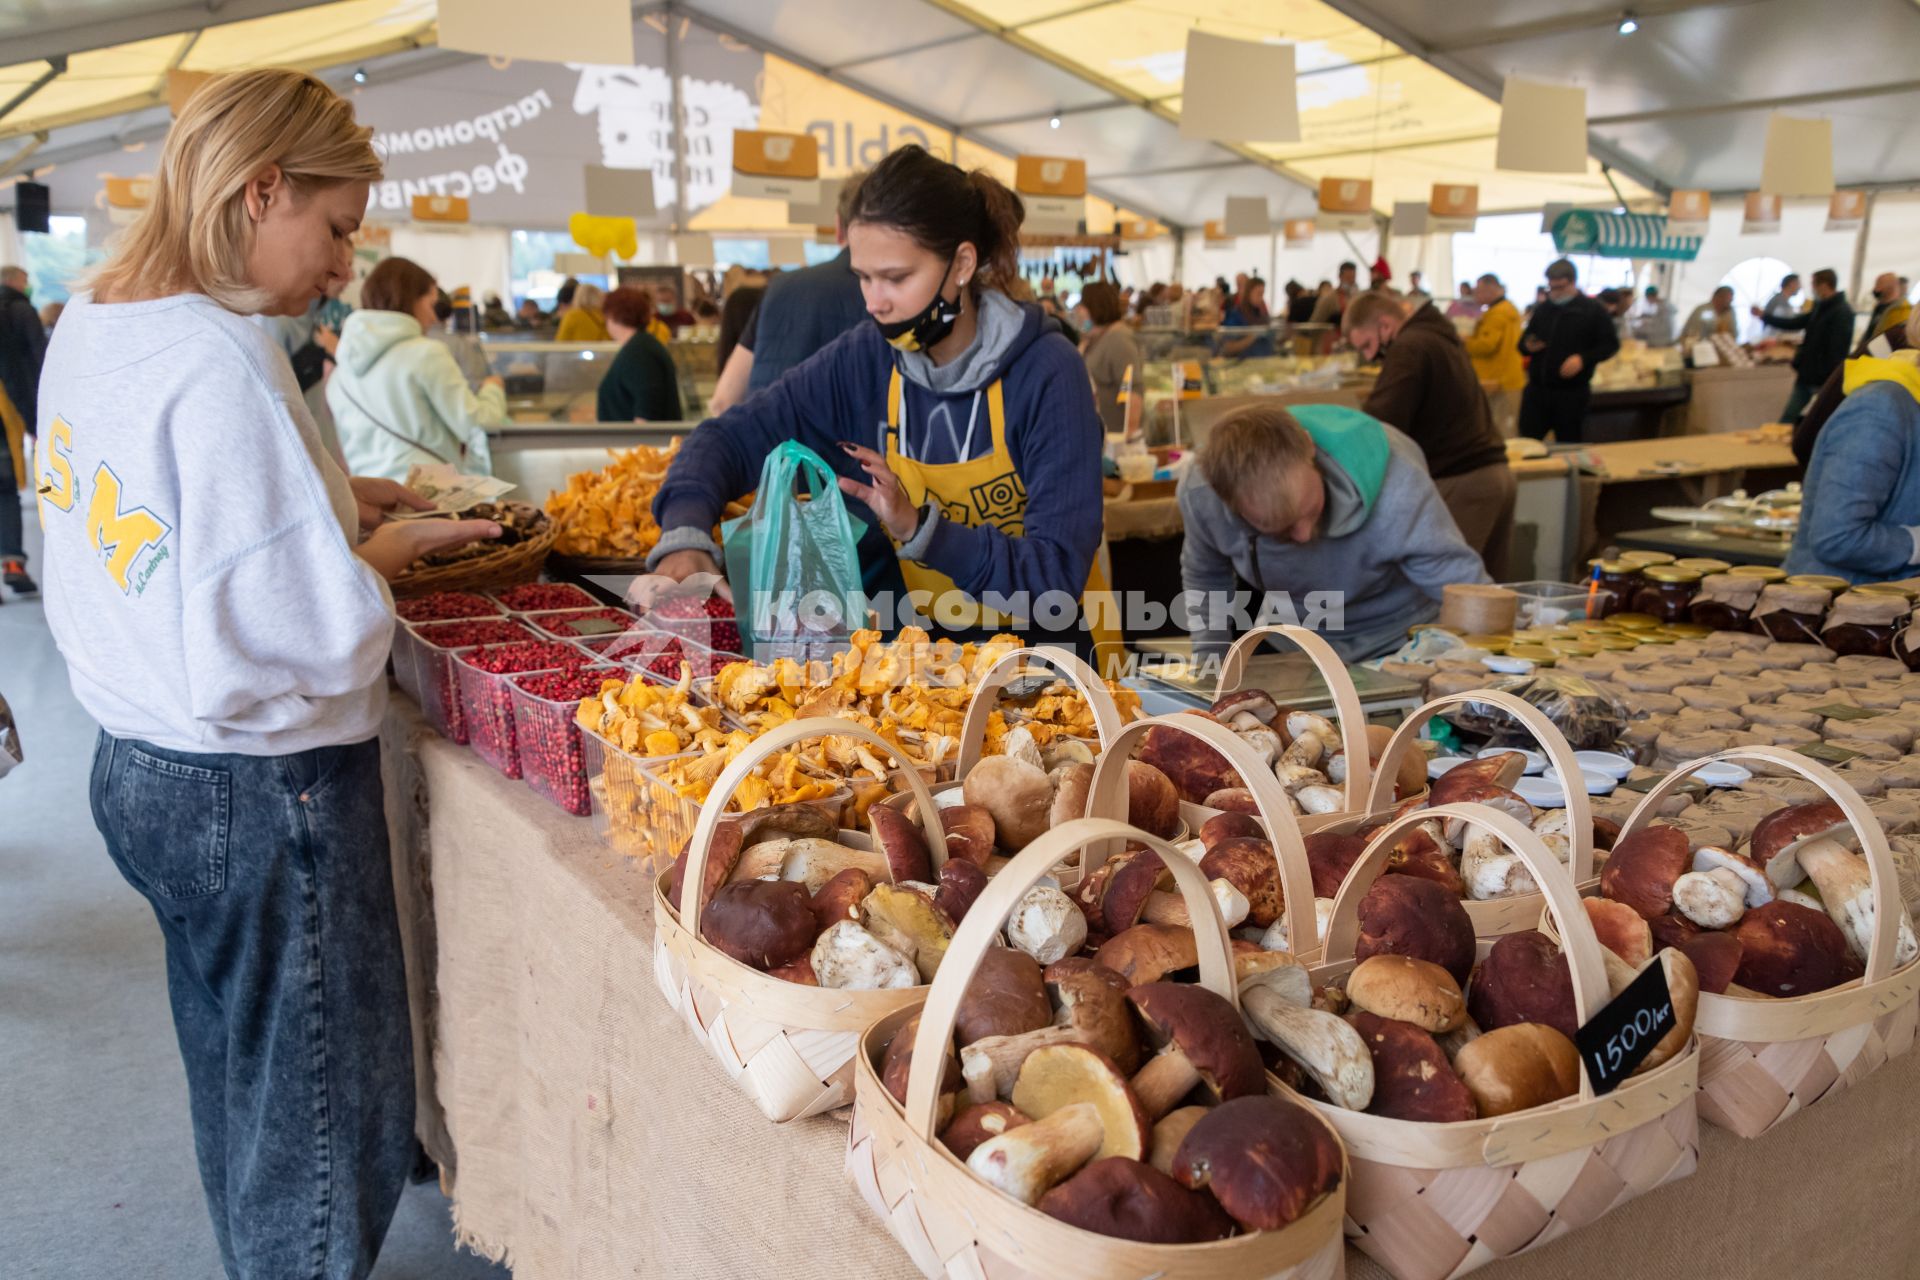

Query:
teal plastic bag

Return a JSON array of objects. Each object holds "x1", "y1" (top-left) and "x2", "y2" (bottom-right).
[{"x1": 721, "y1": 441, "x2": 868, "y2": 662}]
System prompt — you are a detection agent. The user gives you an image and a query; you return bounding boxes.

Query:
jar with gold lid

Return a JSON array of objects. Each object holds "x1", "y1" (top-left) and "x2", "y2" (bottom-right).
[
  {"x1": 1855, "y1": 581, "x2": 1915, "y2": 601},
  {"x1": 1630, "y1": 565, "x2": 1704, "y2": 623},
  {"x1": 1689, "y1": 572, "x2": 1764, "y2": 631},
  {"x1": 1610, "y1": 612, "x2": 1662, "y2": 631},
  {"x1": 1728, "y1": 564, "x2": 1788, "y2": 582},
  {"x1": 1673, "y1": 557, "x2": 1732, "y2": 575},
  {"x1": 1586, "y1": 559, "x2": 1641, "y2": 619},
  {"x1": 1619, "y1": 550, "x2": 1676, "y2": 567},
  {"x1": 1752, "y1": 583, "x2": 1834, "y2": 643},
  {"x1": 1786, "y1": 573, "x2": 1850, "y2": 593},
  {"x1": 1822, "y1": 590, "x2": 1910, "y2": 658}
]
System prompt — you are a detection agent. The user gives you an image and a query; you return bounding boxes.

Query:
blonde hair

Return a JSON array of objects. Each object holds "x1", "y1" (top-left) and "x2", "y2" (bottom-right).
[
  {"x1": 89, "y1": 68, "x2": 380, "y2": 313},
  {"x1": 1199, "y1": 405, "x2": 1315, "y2": 515},
  {"x1": 573, "y1": 282, "x2": 605, "y2": 313}
]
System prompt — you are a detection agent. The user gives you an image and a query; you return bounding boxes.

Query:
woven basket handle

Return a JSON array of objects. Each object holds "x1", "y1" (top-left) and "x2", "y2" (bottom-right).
[
  {"x1": 680, "y1": 716, "x2": 945, "y2": 939},
  {"x1": 1367, "y1": 688, "x2": 1596, "y2": 881},
  {"x1": 1321, "y1": 802, "x2": 1610, "y2": 1103},
  {"x1": 1215, "y1": 624, "x2": 1373, "y2": 813},
  {"x1": 1086, "y1": 712, "x2": 1318, "y2": 960},
  {"x1": 903, "y1": 817, "x2": 1236, "y2": 1140},
  {"x1": 1616, "y1": 745, "x2": 1903, "y2": 983},
  {"x1": 954, "y1": 645, "x2": 1124, "y2": 779}
]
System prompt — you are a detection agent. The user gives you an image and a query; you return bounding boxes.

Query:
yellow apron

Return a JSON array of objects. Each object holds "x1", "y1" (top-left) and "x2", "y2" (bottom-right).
[
  {"x1": 885, "y1": 368, "x2": 1125, "y2": 676},
  {"x1": 0, "y1": 383, "x2": 24, "y2": 495}
]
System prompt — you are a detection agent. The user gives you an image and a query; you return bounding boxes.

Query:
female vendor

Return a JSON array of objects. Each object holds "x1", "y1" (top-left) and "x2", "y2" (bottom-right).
[{"x1": 647, "y1": 144, "x2": 1119, "y2": 668}]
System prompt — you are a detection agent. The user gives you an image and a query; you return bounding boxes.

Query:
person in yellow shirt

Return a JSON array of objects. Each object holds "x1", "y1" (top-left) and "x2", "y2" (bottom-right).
[
  {"x1": 1861, "y1": 272, "x2": 1912, "y2": 353},
  {"x1": 1463, "y1": 272, "x2": 1524, "y2": 437},
  {"x1": 554, "y1": 281, "x2": 611, "y2": 342}
]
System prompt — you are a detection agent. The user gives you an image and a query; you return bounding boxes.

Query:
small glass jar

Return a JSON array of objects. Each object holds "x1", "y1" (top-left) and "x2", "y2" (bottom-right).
[
  {"x1": 1822, "y1": 590, "x2": 1910, "y2": 658},
  {"x1": 1674, "y1": 557, "x2": 1732, "y2": 575},
  {"x1": 1689, "y1": 572, "x2": 1766, "y2": 631},
  {"x1": 1619, "y1": 550, "x2": 1676, "y2": 568},
  {"x1": 1587, "y1": 559, "x2": 1641, "y2": 619},
  {"x1": 1630, "y1": 565, "x2": 1704, "y2": 623},
  {"x1": 1786, "y1": 573, "x2": 1851, "y2": 593},
  {"x1": 1728, "y1": 564, "x2": 1789, "y2": 583},
  {"x1": 1751, "y1": 583, "x2": 1835, "y2": 644}
]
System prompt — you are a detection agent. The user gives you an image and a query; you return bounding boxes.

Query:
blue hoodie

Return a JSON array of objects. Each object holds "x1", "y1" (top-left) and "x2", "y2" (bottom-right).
[{"x1": 651, "y1": 292, "x2": 1103, "y2": 609}]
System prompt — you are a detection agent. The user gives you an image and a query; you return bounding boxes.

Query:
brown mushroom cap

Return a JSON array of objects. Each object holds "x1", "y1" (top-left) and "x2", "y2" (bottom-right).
[
  {"x1": 1367, "y1": 721, "x2": 1427, "y2": 800},
  {"x1": 1094, "y1": 924, "x2": 1201, "y2": 985},
  {"x1": 1211, "y1": 689, "x2": 1280, "y2": 725},
  {"x1": 1345, "y1": 955, "x2": 1468, "y2": 1033},
  {"x1": 1355, "y1": 874, "x2": 1478, "y2": 985},
  {"x1": 1043, "y1": 955, "x2": 1134, "y2": 996},
  {"x1": 1009, "y1": 1043, "x2": 1151, "y2": 1161},
  {"x1": 1750, "y1": 800, "x2": 1851, "y2": 884},
  {"x1": 956, "y1": 947, "x2": 1053, "y2": 1047},
  {"x1": 1048, "y1": 762, "x2": 1095, "y2": 828},
  {"x1": 964, "y1": 754, "x2": 1056, "y2": 852},
  {"x1": 767, "y1": 955, "x2": 818, "y2": 985},
  {"x1": 1173, "y1": 1095, "x2": 1344, "y2": 1231},
  {"x1": 1200, "y1": 837, "x2": 1284, "y2": 927},
  {"x1": 867, "y1": 802, "x2": 933, "y2": 883},
  {"x1": 1305, "y1": 831, "x2": 1369, "y2": 900},
  {"x1": 701, "y1": 879, "x2": 816, "y2": 970},
  {"x1": 1451, "y1": 1023, "x2": 1582, "y2": 1117},
  {"x1": 1381, "y1": 826, "x2": 1467, "y2": 897},
  {"x1": 1135, "y1": 718, "x2": 1242, "y2": 805},
  {"x1": 1129, "y1": 982, "x2": 1267, "y2": 1105},
  {"x1": 1584, "y1": 897, "x2": 1654, "y2": 967},
  {"x1": 1429, "y1": 752, "x2": 1526, "y2": 803},
  {"x1": 881, "y1": 1012, "x2": 962, "y2": 1107},
  {"x1": 1732, "y1": 901, "x2": 1861, "y2": 996},
  {"x1": 942, "y1": 1101, "x2": 1031, "y2": 1160},
  {"x1": 1040, "y1": 1157, "x2": 1237, "y2": 1243},
  {"x1": 1128, "y1": 761, "x2": 1184, "y2": 839},
  {"x1": 808, "y1": 867, "x2": 876, "y2": 935},
  {"x1": 1146, "y1": 1105, "x2": 1210, "y2": 1176},
  {"x1": 1648, "y1": 914, "x2": 1743, "y2": 994},
  {"x1": 933, "y1": 857, "x2": 990, "y2": 924},
  {"x1": 664, "y1": 822, "x2": 743, "y2": 912},
  {"x1": 1349, "y1": 1010, "x2": 1477, "y2": 1122},
  {"x1": 1467, "y1": 930, "x2": 1579, "y2": 1039},
  {"x1": 941, "y1": 803, "x2": 998, "y2": 867},
  {"x1": 1600, "y1": 825, "x2": 1694, "y2": 921},
  {"x1": 1200, "y1": 811, "x2": 1265, "y2": 850},
  {"x1": 1101, "y1": 849, "x2": 1172, "y2": 932},
  {"x1": 1202, "y1": 787, "x2": 1262, "y2": 816}
]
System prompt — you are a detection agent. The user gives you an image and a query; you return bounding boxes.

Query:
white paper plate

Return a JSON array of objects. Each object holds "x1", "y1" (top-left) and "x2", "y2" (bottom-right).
[
  {"x1": 1545, "y1": 766, "x2": 1617, "y2": 796},
  {"x1": 1482, "y1": 654, "x2": 1537, "y2": 675},
  {"x1": 1514, "y1": 774, "x2": 1569, "y2": 806},
  {"x1": 1574, "y1": 750, "x2": 1636, "y2": 781},
  {"x1": 1693, "y1": 761, "x2": 1753, "y2": 787},
  {"x1": 1478, "y1": 745, "x2": 1548, "y2": 775},
  {"x1": 1428, "y1": 755, "x2": 1471, "y2": 779}
]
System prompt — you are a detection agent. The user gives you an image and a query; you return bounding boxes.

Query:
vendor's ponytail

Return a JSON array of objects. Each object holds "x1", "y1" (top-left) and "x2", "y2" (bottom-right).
[{"x1": 849, "y1": 144, "x2": 1027, "y2": 297}]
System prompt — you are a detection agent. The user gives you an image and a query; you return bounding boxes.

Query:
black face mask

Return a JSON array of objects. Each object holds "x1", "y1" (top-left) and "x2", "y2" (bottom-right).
[{"x1": 876, "y1": 255, "x2": 963, "y2": 353}]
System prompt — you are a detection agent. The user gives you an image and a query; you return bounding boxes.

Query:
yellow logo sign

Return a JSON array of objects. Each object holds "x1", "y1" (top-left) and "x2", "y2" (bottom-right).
[{"x1": 87, "y1": 464, "x2": 172, "y2": 594}]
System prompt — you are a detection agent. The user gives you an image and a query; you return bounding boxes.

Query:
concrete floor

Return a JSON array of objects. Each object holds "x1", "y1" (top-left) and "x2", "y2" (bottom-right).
[{"x1": 0, "y1": 514, "x2": 507, "y2": 1279}]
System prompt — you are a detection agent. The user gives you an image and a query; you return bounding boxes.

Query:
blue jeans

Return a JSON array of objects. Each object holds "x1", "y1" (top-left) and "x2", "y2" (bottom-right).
[{"x1": 89, "y1": 732, "x2": 415, "y2": 1279}]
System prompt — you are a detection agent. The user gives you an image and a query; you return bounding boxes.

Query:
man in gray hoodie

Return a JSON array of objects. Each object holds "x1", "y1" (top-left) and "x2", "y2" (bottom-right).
[{"x1": 1178, "y1": 403, "x2": 1489, "y2": 662}]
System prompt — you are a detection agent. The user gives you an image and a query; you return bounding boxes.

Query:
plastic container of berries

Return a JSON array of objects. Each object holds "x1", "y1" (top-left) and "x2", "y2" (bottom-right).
[
  {"x1": 408, "y1": 618, "x2": 541, "y2": 741},
  {"x1": 508, "y1": 666, "x2": 625, "y2": 815},
  {"x1": 642, "y1": 593, "x2": 743, "y2": 654},
  {"x1": 453, "y1": 639, "x2": 594, "y2": 777},
  {"x1": 395, "y1": 591, "x2": 504, "y2": 624},
  {"x1": 490, "y1": 581, "x2": 598, "y2": 613},
  {"x1": 524, "y1": 606, "x2": 639, "y2": 640}
]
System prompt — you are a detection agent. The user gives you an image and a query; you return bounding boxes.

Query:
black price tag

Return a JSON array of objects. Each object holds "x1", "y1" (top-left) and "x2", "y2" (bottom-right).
[
  {"x1": 1795, "y1": 741, "x2": 1860, "y2": 764},
  {"x1": 1810, "y1": 703, "x2": 1879, "y2": 722},
  {"x1": 1000, "y1": 674, "x2": 1059, "y2": 700},
  {"x1": 568, "y1": 617, "x2": 625, "y2": 637},
  {"x1": 1574, "y1": 959, "x2": 1676, "y2": 1097}
]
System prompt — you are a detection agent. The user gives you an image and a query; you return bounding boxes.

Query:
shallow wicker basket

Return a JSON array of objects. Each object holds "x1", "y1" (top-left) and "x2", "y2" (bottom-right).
[
  {"x1": 1306, "y1": 803, "x2": 1699, "y2": 1280},
  {"x1": 846, "y1": 816, "x2": 1349, "y2": 1280},
  {"x1": 1610, "y1": 745, "x2": 1920, "y2": 1139},
  {"x1": 651, "y1": 716, "x2": 945, "y2": 1123},
  {"x1": 388, "y1": 519, "x2": 557, "y2": 599}
]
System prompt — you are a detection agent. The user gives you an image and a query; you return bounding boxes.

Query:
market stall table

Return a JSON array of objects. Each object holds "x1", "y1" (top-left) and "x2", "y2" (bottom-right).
[
  {"x1": 1682, "y1": 365, "x2": 1797, "y2": 435},
  {"x1": 1582, "y1": 381, "x2": 1691, "y2": 443},
  {"x1": 1569, "y1": 427, "x2": 1800, "y2": 564},
  {"x1": 383, "y1": 697, "x2": 1920, "y2": 1279},
  {"x1": 1611, "y1": 524, "x2": 1791, "y2": 565}
]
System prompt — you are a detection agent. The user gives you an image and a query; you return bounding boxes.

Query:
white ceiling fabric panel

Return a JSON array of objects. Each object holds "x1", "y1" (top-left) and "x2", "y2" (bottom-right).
[{"x1": 843, "y1": 34, "x2": 1115, "y2": 125}]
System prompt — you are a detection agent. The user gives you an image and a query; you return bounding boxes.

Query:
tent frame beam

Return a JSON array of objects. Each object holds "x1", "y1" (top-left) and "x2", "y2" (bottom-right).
[
  {"x1": 2, "y1": 0, "x2": 324, "y2": 67},
  {"x1": 1425, "y1": 0, "x2": 1773, "y2": 55},
  {"x1": 0, "y1": 56, "x2": 69, "y2": 128}
]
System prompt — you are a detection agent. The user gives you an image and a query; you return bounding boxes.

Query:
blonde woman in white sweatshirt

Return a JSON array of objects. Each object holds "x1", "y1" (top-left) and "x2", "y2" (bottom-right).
[{"x1": 34, "y1": 69, "x2": 496, "y2": 1278}]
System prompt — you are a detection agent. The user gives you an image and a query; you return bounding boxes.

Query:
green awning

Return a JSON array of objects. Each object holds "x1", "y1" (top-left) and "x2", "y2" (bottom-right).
[{"x1": 1552, "y1": 210, "x2": 1702, "y2": 261}]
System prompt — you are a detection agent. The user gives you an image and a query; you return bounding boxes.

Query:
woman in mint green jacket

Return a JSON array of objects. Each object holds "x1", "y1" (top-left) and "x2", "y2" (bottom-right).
[{"x1": 328, "y1": 256, "x2": 508, "y2": 480}]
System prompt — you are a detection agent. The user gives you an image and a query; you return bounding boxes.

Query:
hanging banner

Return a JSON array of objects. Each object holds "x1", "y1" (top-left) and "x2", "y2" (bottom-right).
[
  {"x1": 1283, "y1": 217, "x2": 1316, "y2": 248},
  {"x1": 1761, "y1": 113, "x2": 1834, "y2": 196},
  {"x1": 103, "y1": 176, "x2": 152, "y2": 226},
  {"x1": 1015, "y1": 155, "x2": 1087, "y2": 235},
  {"x1": 1121, "y1": 219, "x2": 1168, "y2": 241},
  {"x1": 553, "y1": 252, "x2": 607, "y2": 274},
  {"x1": 1742, "y1": 192, "x2": 1782, "y2": 234},
  {"x1": 1316, "y1": 177, "x2": 1373, "y2": 232},
  {"x1": 437, "y1": 0, "x2": 635, "y2": 67},
  {"x1": 732, "y1": 129, "x2": 821, "y2": 203},
  {"x1": 1202, "y1": 219, "x2": 1236, "y2": 248},
  {"x1": 166, "y1": 70, "x2": 213, "y2": 116},
  {"x1": 1666, "y1": 189, "x2": 1711, "y2": 238},
  {"x1": 1496, "y1": 76, "x2": 1588, "y2": 174},
  {"x1": 789, "y1": 175, "x2": 849, "y2": 236},
  {"x1": 1428, "y1": 183, "x2": 1479, "y2": 233},
  {"x1": 1179, "y1": 31, "x2": 1300, "y2": 144},
  {"x1": 1826, "y1": 190, "x2": 1867, "y2": 232},
  {"x1": 411, "y1": 194, "x2": 471, "y2": 222},
  {"x1": 1222, "y1": 195, "x2": 1269, "y2": 237},
  {"x1": 583, "y1": 164, "x2": 656, "y2": 217},
  {"x1": 1390, "y1": 201, "x2": 1429, "y2": 236},
  {"x1": 673, "y1": 232, "x2": 715, "y2": 264},
  {"x1": 768, "y1": 236, "x2": 809, "y2": 266}
]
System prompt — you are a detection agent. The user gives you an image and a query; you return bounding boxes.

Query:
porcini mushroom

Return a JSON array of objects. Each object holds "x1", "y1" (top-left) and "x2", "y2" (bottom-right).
[
  {"x1": 963, "y1": 754, "x2": 1055, "y2": 852},
  {"x1": 955, "y1": 947, "x2": 1053, "y2": 1047},
  {"x1": 1200, "y1": 811, "x2": 1264, "y2": 849},
  {"x1": 1146, "y1": 1106, "x2": 1209, "y2": 1176},
  {"x1": 1672, "y1": 846, "x2": 1773, "y2": 929},
  {"x1": 1134, "y1": 719, "x2": 1242, "y2": 804},
  {"x1": 867, "y1": 803, "x2": 933, "y2": 883},
  {"x1": 1451, "y1": 1023, "x2": 1582, "y2": 1117},
  {"x1": 942, "y1": 1101, "x2": 1030, "y2": 1161},
  {"x1": 1750, "y1": 800, "x2": 1851, "y2": 890},
  {"x1": 1583, "y1": 897, "x2": 1654, "y2": 967},
  {"x1": 1039, "y1": 1157, "x2": 1236, "y2": 1243},
  {"x1": 1211, "y1": 689, "x2": 1279, "y2": 725},
  {"x1": 1460, "y1": 827, "x2": 1540, "y2": 900},
  {"x1": 960, "y1": 963, "x2": 1140, "y2": 1101},
  {"x1": 1466, "y1": 930, "x2": 1578, "y2": 1039},
  {"x1": 1048, "y1": 762, "x2": 1094, "y2": 828},
  {"x1": 1200, "y1": 837, "x2": 1285, "y2": 927},
  {"x1": 1238, "y1": 963, "x2": 1375, "y2": 1110},
  {"x1": 1005, "y1": 882, "x2": 1089, "y2": 964},
  {"x1": 1355, "y1": 874, "x2": 1478, "y2": 985},
  {"x1": 1127, "y1": 982, "x2": 1267, "y2": 1118},
  {"x1": 776, "y1": 838, "x2": 892, "y2": 894},
  {"x1": 701, "y1": 879, "x2": 816, "y2": 970},
  {"x1": 1095, "y1": 924, "x2": 1201, "y2": 984},
  {"x1": 1345, "y1": 955, "x2": 1467, "y2": 1033},
  {"x1": 1733, "y1": 900, "x2": 1864, "y2": 995},
  {"x1": 1202, "y1": 788, "x2": 1262, "y2": 816},
  {"x1": 1172, "y1": 1095, "x2": 1344, "y2": 1231},
  {"x1": 1350, "y1": 1010, "x2": 1478, "y2": 1122},
  {"x1": 933, "y1": 858, "x2": 990, "y2": 924},
  {"x1": 808, "y1": 867, "x2": 875, "y2": 934},
  {"x1": 941, "y1": 803, "x2": 998, "y2": 867},
  {"x1": 812, "y1": 920, "x2": 918, "y2": 989},
  {"x1": 859, "y1": 883, "x2": 956, "y2": 981},
  {"x1": 1305, "y1": 831, "x2": 1368, "y2": 900},
  {"x1": 1128, "y1": 761, "x2": 1183, "y2": 838},
  {"x1": 1599, "y1": 824, "x2": 1693, "y2": 922},
  {"x1": 1791, "y1": 838, "x2": 1919, "y2": 967},
  {"x1": 968, "y1": 1044, "x2": 1149, "y2": 1204}
]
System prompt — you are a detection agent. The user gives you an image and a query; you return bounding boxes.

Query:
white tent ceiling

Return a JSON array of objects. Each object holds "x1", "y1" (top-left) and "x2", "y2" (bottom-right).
[{"x1": 3, "y1": 0, "x2": 1915, "y2": 230}]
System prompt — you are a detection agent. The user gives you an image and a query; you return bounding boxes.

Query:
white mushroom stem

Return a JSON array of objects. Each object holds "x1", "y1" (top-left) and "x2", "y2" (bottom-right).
[
  {"x1": 1461, "y1": 831, "x2": 1539, "y2": 900},
  {"x1": 1236, "y1": 726, "x2": 1282, "y2": 767},
  {"x1": 1131, "y1": 1045, "x2": 1202, "y2": 1119},
  {"x1": 1796, "y1": 837, "x2": 1920, "y2": 968},
  {"x1": 1141, "y1": 878, "x2": 1251, "y2": 930},
  {"x1": 1280, "y1": 732, "x2": 1326, "y2": 770},
  {"x1": 966, "y1": 1101, "x2": 1103, "y2": 1205},
  {"x1": 1327, "y1": 751, "x2": 1349, "y2": 786},
  {"x1": 1295, "y1": 784, "x2": 1346, "y2": 815},
  {"x1": 1257, "y1": 899, "x2": 1334, "y2": 952},
  {"x1": 1286, "y1": 711, "x2": 1337, "y2": 745},
  {"x1": 1239, "y1": 981, "x2": 1374, "y2": 1110},
  {"x1": 1005, "y1": 885, "x2": 1088, "y2": 965},
  {"x1": 810, "y1": 921, "x2": 918, "y2": 991},
  {"x1": 1672, "y1": 869, "x2": 1749, "y2": 929}
]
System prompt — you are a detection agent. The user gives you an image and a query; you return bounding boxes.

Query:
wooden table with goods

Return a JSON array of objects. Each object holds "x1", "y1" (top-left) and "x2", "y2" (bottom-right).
[
  {"x1": 380, "y1": 693, "x2": 1920, "y2": 1280},
  {"x1": 1570, "y1": 427, "x2": 1800, "y2": 565},
  {"x1": 1612, "y1": 524, "x2": 1791, "y2": 566}
]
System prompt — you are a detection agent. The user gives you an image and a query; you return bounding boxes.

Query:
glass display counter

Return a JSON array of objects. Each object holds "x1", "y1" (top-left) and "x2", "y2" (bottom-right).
[{"x1": 476, "y1": 338, "x2": 719, "y2": 423}]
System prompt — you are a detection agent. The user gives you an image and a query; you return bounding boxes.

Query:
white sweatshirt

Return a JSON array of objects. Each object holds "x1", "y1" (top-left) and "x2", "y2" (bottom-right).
[{"x1": 35, "y1": 293, "x2": 394, "y2": 755}]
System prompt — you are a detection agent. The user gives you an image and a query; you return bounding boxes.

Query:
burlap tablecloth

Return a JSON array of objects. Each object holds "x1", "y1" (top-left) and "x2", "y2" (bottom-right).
[{"x1": 382, "y1": 700, "x2": 1920, "y2": 1280}]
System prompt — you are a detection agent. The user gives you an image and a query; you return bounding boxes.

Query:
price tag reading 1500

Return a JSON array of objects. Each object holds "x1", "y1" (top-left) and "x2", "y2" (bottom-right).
[{"x1": 1572, "y1": 958, "x2": 1677, "y2": 1097}]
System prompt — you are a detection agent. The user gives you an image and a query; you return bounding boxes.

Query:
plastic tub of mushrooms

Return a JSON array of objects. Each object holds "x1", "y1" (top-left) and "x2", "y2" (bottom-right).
[
  {"x1": 1269, "y1": 802, "x2": 1700, "y2": 1280},
  {"x1": 847, "y1": 815, "x2": 1348, "y2": 1277},
  {"x1": 1582, "y1": 745, "x2": 1920, "y2": 1138}
]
